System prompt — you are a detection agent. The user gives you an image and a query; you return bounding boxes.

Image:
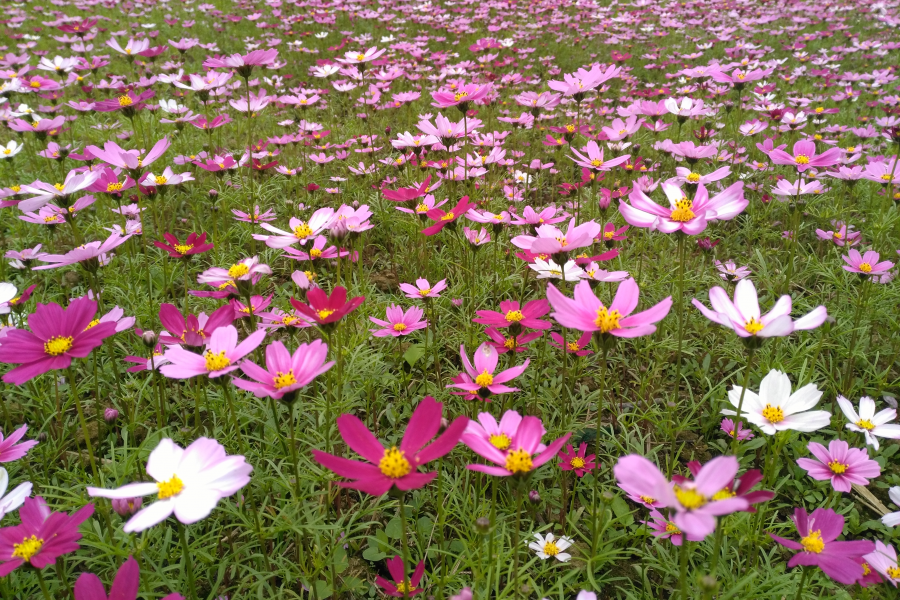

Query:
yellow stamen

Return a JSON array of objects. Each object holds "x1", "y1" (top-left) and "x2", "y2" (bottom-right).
[
  {"x1": 800, "y1": 530, "x2": 824, "y2": 554},
  {"x1": 542, "y1": 541, "x2": 560, "y2": 556},
  {"x1": 505, "y1": 310, "x2": 524, "y2": 323},
  {"x1": 762, "y1": 404, "x2": 784, "y2": 424},
  {"x1": 317, "y1": 309, "x2": 335, "y2": 320},
  {"x1": 489, "y1": 433, "x2": 511, "y2": 450},
  {"x1": 118, "y1": 95, "x2": 133, "y2": 107},
  {"x1": 273, "y1": 370, "x2": 297, "y2": 389},
  {"x1": 44, "y1": 336, "x2": 73, "y2": 356},
  {"x1": 475, "y1": 370, "x2": 494, "y2": 387},
  {"x1": 393, "y1": 323, "x2": 407, "y2": 332},
  {"x1": 674, "y1": 486, "x2": 707, "y2": 510},
  {"x1": 570, "y1": 457, "x2": 586, "y2": 469},
  {"x1": 293, "y1": 223, "x2": 313, "y2": 239},
  {"x1": 593, "y1": 307, "x2": 622, "y2": 333},
  {"x1": 828, "y1": 461, "x2": 848, "y2": 475},
  {"x1": 858, "y1": 262, "x2": 872, "y2": 273},
  {"x1": 12, "y1": 535, "x2": 44, "y2": 562},
  {"x1": 856, "y1": 419, "x2": 875, "y2": 430},
  {"x1": 157, "y1": 475, "x2": 184, "y2": 499},
  {"x1": 795, "y1": 155, "x2": 810, "y2": 165},
  {"x1": 83, "y1": 319, "x2": 100, "y2": 330},
  {"x1": 505, "y1": 448, "x2": 533, "y2": 474},
  {"x1": 379, "y1": 447, "x2": 411, "y2": 478},
  {"x1": 174, "y1": 244, "x2": 193, "y2": 254},
  {"x1": 228, "y1": 263, "x2": 250, "y2": 279},
  {"x1": 686, "y1": 172, "x2": 701, "y2": 183},
  {"x1": 670, "y1": 197, "x2": 695, "y2": 222},
  {"x1": 310, "y1": 248, "x2": 323, "y2": 259},
  {"x1": 203, "y1": 350, "x2": 230, "y2": 371},
  {"x1": 744, "y1": 318, "x2": 764, "y2": 335}
]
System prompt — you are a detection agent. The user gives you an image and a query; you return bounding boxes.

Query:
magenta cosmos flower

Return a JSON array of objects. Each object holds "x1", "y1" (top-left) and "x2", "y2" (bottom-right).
[
  {"x1": 376, "y1": 556, "x2": 425, "y2": 597},
  {"x1": 766, "y1": 140, "x2": 842, "y2": 172},
  {"x1": 159, "y1": 325, "x2": 266, "y2": 379},
  {"x1": 422, "y1": 196, "x2": 476, "y2": 236},
  {"x1": 558, "y1": 443, "x2": 597, "y2": 477},
  {"x1": 473, "y1": 299, "x2": 551, "y2": 332},
  {"x1": 692, "y1": 278, "x2": 826, "y2": 339},
  {"x1": 75, "y1": 555, "x2": 184, "y2": 600},
  {"x1": 547, "y1": 278, "x2": 672, "y2": 337},
  {"x1": 462, "y1": 413, "x2": 570, "y2": 477},
  {"x1": 0, "y1": 297, "x2": 118, "y2": 385},
  {"x1": 369, "y1": 305, "x2": 428, "y2": 338},
  {"x1": 154, "y1": 232, "x2": 213, "y2": 259},
  {"x1": 431, "y1": 83, "x2": 492, "y2": 109},
  {"x1": 645, "y1": 509, "x2": 699, "y2": 546},
  {"x1": 446, "y1": 342, "x2": 529, "y2": 401},
  {"x1": 770, "y1": 508, "x2": 874, "y2": 584},
  {"x1": 614, "y1": 455, "x2": 748, "y2": 538},
  {"x1": 676, "y1": 460, "x2": 773, "y2": 513},
  {"x1": 312, "y1": 396, "x2": 467, "y2": 496},
  {"x1": 620, "y1": 181, "x2": 747, "y2": 235},
  {"x1": 158, "y1": 304, "x2": 235, "y2": 347},
  {"x1": 87, "y1": 438, "x2": 252, "y2": 533},
  {"x1": 0, "y1": 496, "x2": 94, "y2": 576},
  {"x1": 0, "y1": 424, "x2": 38, "y2": 463},
  {"x1": 720, "y1": 418, "x2": 754, "y2": 441},
  {"x1": 290, "y1": 286, "x2": 365, "y2": 328},
  {"x1": 842, "y1": 249, "x2": 894, "y2": 277},
  {"x1": 399, "y1": 278, "x2": 447, "y2": 299},
  {"x1": 796, "y1": 440, "x2": 881, "y2": 493},
  {"x1": 233, "y1": 340, "x2": 333, "y2": 401}
]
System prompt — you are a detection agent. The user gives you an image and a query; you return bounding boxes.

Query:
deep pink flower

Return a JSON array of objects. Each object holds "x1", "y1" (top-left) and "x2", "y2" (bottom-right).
[
  {"x1": 74, "y1": 555, "x2": 184, "y2": 600},
  {"x1": 159, "y1": 325, "x2": 266, "y2": 379},
  {"x1": 644, "y1": 509, "x2": 702, "y2": 546},
  {"x1": 0, "y1": 297, "x2": 118, "y2": 385},
  {"x1": 312, "y1": 396, "x2": 467, "y2": 496},
  {"x1": 0, "y1": 425, "x2": 38, "y2": 463},
  {"x1": 153, "y1": 232, "x2": 213, "y2": 258},
  {"x1": 484, "y1": 328, "x2": 542, "y2": 354},
  {"x1": 549, "y1": 331, "x2": 593, "y2": 356},
  {"x1": 473, "y1": 299, "x2": 551, "y2": 331},
  {"x1": 446, "y1": 342, "x2": 529, "y2": 401},
  {"x1": 796, "y1": 440, "x2": 881, "y2": 493},
  {"x1": 461, "y1": 413, "x2": 570, "y2": 477},
  {"x1": 232, "y1": 340, "x2": 333, "y2": 400},
  {"x1": 547, "y1": 278, "x2": 672, "y2": 337},
  {"x1": 766, "y1": 140, "x2": 842, "y2": 172},
  {"x1": 720, "y1": 418, "x2": 754, "y2": 441},
  {"x1": 375, "y1": 556, "x2": 425, "y2": 597},
  {"x1": 842, "y1": 249, "x2": 894, "y2": 277},
  {"x1": 676, "y1": 461, "x2": 773, "y2": 513},
  {"x1": 0, "y1": 496, "x2": 94, "y2": 576},
  {"x1": 289, "y1": 286, "x2": 365, "y2": 327},
  {"x1": 431, "y1": 83, "x2": 492, "y2": 109},
  {"x1": 422, "y1": 196, "x2": 476, "y2": 236},
  {"x1": 769, "y1": 507, "x2": 874, "y2": 584},
  {"x1": 157, "y1": 304, "x2": 235, "y2": 347},
  {"x1": 557, "y1": 443, "x2": 597, "y2": 477}
]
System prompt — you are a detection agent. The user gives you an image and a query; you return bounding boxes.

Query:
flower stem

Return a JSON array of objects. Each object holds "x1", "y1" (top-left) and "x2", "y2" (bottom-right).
[
  {"x1": 398, "y1": 493, "x2": 411, "y2": 600},
  {"x1": 35, "y1": 568, "x2": 53, "y2": 600},
  {"x1": 842, "y1": 279, "x2": 871, "y2": 396},
  {"x1": 672, "y1": 232, "x2": 687, "y2": 424},
  {"x1": 730, "y1": 347, "x2": 757, "y2": 456},
  {"x1": 512, "y1": 483, "x2": 523, "y2": 600},
  {"x1": 793, "y1": 567, "x2": 809, "y2": 600},
  {"x1": 678, "y1": 540, "x2": 690, "y2": 600},
  {"x1": 178, "y1": 522, "x2": 198, "y2": 600},
  {"x1": 591, "y1": 343, "x2": 609, "y2": 556},
  {"x1": 70, "y1": 366, "x2": 100, "y2": 486}
]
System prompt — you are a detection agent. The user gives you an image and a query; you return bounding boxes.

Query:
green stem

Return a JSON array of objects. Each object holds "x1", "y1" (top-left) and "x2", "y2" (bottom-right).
[
  {"x1": 70, "y1": 366, "x2": 100, "y2": 485},
  {"x1": 730, "y1": 347, "x2": 757, "y2": 456},
  {"x1": 35, "y1": 568, "x2": 53, "y2": 600},
  {"x1": 842, "y1": 280, "x2": 870, "y2": 396},
  {"x1": 672, "y1": 233, "x2": 687, "y2": 425},
  {"x1": 793, "y1": 567, "x2": 809, "y2": 600},
  {"x1": 178, "y1": 522, "x2": 198, "y2": 600},
  {"x1": 591, "y1": 343, "x2": 609, "y2": 556},
  {"x1": 513, "y1": 484, "x2": 523, "y2": 600},
  {"x1": 679, "y1": 539, "x2": 690, "y2": 600},
  {"x1": 398, "y1": 493, "x2": 411, "y2": 600}
]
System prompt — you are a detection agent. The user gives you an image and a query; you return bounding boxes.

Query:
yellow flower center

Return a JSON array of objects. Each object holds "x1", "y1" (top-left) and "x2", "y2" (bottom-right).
[
  {"x1": 833, "y1": 232, "x2": 843, "y2": 239},
  {"x1": 862, "y1": 562, "x2": 871, "y2": 576},
  {"x1": 475, "y1": 370, "x2": 494, "y2": 387},
  {"x1": 795, "y1": 155, "x2": 810, "y2": 165},
  {"x1": 29, "y1": 80, "x2": 41, "y2": 88},
  {"x1": 744, "y1": 317, "x2": 764, "y2": 335},
  {"x1": 304, "y1": 271, "x2": 317, "y2": 281},
  {"x1": 505, "y1": 310, "x2": 524, "y2": 323},
  {"x1": 593, "y1": 307, "x2": 622, "y2": 333},
  {"x1": 441, "y1": 212, "x2": 455, "y2": 221},
  {"x1": 12, "y1": 535, "x2": 44, "y2": 562},
  {"x1": 887, "y1": 566, "x2": 900, "y2": 580},
  {"x1": 10, "y1": 186, "x2": 20, "y2": 193},
  {"x1": 155, "y1": 176, "x2": 168, "y2": 185},
  {"x1": 856, "y1": 419, "x2": 875, "y2": 430},
  {"x1": 174, "y1": 244, "x2": 193, "y2": 254},
  {"x1": 674, "y1": 486, "x2": 707, "y2": 510},
  {"x1": 355, "y1": 53, "x2": 366, "y2": 61},
  {"x1": 639, "y1": 495, "x2": 655, "y2": 505},
  {"x1": 670, "y1": 197, "x2": 695, "y2": 222},
  {"x1": 590, "y1": 158, "x2": 604, "y2": 167},
  {"x1": 665, "y1": 522, "x2": 681, "y2": 534},
  {"x1": 686, "y1": 172, "x2": 701, "y2": 183},
  {"x1": 395, "y1": 581, "x2": 413, "y2": 594},
  {"x1": 828, "y1": 461, "x2": 848, "y2": 475},
  {"x1": 107, "y1": 182, "x2": 123, "y2": 192},
  {"x1": 379, "y1": 447, "x2": 411, "y2": 479},
  {"x1": 454, "y1": 91, "x2": 469, "y2": 102},
  {"x1": 881, "y1": 174, "x2": 893, "y2": 182},
  {"x1": 157, "y1": 475, "x2": 184, "y2": 499},
  {"x1": 416, "y1": 203, "x2": 428, "y2": 213},
  {"x1": 489, "y1": 433, "x2": 511, "y2": 450},
  {"x1": 44, "y1": 336, "x2": 73, "y2": 356},
  {"x1": 567, "y1": 342, "x2": 580, "y2": 352},
  {"x1": 118, "y1": 95, "x2": 133, "y2": 107},
  {"x1": 542, "y1": 541, "x2": 560, "y2": 556},
  {"x1": 846, "y1": 146, "x2": 855, "y2": 152},
  {"x1": 310, "y1": 248, "x2": 323, "y2": 259},
  {"x1": 503, "y1": 337, "x2": 517, "y2": 350},
  {"x1": 800, "y1": 530, "x2": 824, "y2": 554},
  {"x1": 9, "y1": 296, "x2": 20, "y2": 306},
  {"x1": 204, "y1": 350, "x2": 230, "y2": 371},
  {"x1": 393, "y1": 323, "x2": 407, "y2": 332},
  {"x1": 84, "y1": 319, "x2": 100, "y2": 330},
  {"x1": 858, "y1": 262, "x2": 872, "y2": 273},
  {"x1": 273, "y1": 370, "x2": 297, "y2": 389},
  {"x1": 293, "y1": 223, "x2": 313, "y2": 239},
  {"x1": 505, "y1": 448, "x2": 533, "y2": 474},
  {"x1": 570, "y1": 457, "x2": 586, "y2": 469},
  {"x1": 815, "y1": 107, "x2": 824, "y2": 113},
  {"x1": 44, "y1": 215, "x2": 59, "y2": 223},
  {"x1": 54, "y1": 183, "x2": 65, "y2": 191},
  {"x1": 762, "y1": 404, "x2": 784, "y2": 424},
  {"x1": 217, "y1": 281, "x2": 236, "y2": 290},
  {"x1": 317, "y1": 309, "x2": 335, "y2": 320},
  {"x1": 712, "y1": 488, "x2": 736, "y2": 501},
  {"x1": 228, "y1": 263, "x2": 250, "y2": 278}
]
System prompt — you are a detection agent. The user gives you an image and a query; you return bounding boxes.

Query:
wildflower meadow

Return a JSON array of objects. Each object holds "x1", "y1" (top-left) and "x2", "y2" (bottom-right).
[{"x1": 1, "y1": 0, "x2": 900, "y2": 598}]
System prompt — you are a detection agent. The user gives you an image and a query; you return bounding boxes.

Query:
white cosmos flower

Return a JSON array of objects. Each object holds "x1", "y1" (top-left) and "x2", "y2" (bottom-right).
[
  {"x1": 528, "y1": 532, "x2": 573, "y2": 562},
  {"x1": 882, "y1": 487, "x2": 900, "y2": 527},
  {"x1": 0, "y1": 467, "x2": 32, "y2": 520},
  {"x1": 315, "y1": 32, "x2": 329, "y2": 38},
  {"x1": 837, "y1": 396, "x2": 900, "y2": 451},
  {"x1": 0, "y1": 140, "x2": 22, "y2": 159},
  {"x1": 529, "y1": 258, "x2": 584, "y2": 280},
  {"x1": 722, "y1": 369, "x2": 830, "y2": 435}
]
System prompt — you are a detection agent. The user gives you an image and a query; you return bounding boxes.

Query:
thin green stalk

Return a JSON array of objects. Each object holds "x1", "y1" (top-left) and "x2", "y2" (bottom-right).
[
  {"x1": 679, "y1": 540, "x2": 690, "y2": 600},
  {"x1": 512, "y1": 483, "x2": 523, "y2": 600},
  {"x1": 672, "y1": 232, "x2": 687, "y2": 428},
  {"x1": 398, "y1": 493, "x2": 411, "y2": 599},
  {"x1": 178, "y1": 522, "x2": 198, "y2": 600},
  {"x1": 591, "y1": 343, "x2": 609, "y2": 556},
  {"x1": 35, "y1": 568, "x2": 53, "y2": 600},
  {"x1": 69, "y1": 366, "x2": 100, "y2": 485},
  {"x1": 730, "y1": 347, "x2": 757, "y2": 456},
  {"x1": 793, "y1": 567, "x2": 809, "y2": 600}
]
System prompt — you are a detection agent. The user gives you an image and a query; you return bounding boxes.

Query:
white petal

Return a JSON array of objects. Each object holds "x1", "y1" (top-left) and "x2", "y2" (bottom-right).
[
  {"x1": 783, "y1": 383, "x2": 823, "y2": 415},
  {"x1": 123, "y1": 500, "x2": 176, "y2": 533}
]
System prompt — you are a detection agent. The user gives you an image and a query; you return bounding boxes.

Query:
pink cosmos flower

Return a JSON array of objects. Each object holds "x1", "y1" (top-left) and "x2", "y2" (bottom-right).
[
  {"x1": 676, "y1": 461, "x2": 773, "y2": 513},
  {"x1": 547, "y1": 278, "x2": 672, "y2": 337},
  {"x1": 842, "y1": 249, "x2": 894, "y2": 277},
  {"x1": 376, "y1": 556, "x2": 425, "y2": 597},
  {"x1": 549, "y1": 331, "x2": 593, "y2": 356},
  {"x1": 548, "y1": 64, "x2": 621, "y2": 96},
  {"x1": 197, "y1": 257, "x2": 271, "y2": 290},
  {"x1": 74, "y1": 555, "x2": 184, "y2": 600},
  {"x1": 18, "y1": 170, "x2": 101, "y2": 212},
  {"x1": 369, "y1": 305, "x2": 428, "y2": 338},
  {"x1": 796, "y1": 440, "x2": 881, "y2": 493},
  {"x1": 461, "y1": 412, "x2": 570, "y2": 477},
  {"x1": 484, "y1": 328, "x2": 542, "y2": 354},
  {"x1": 335, "y1": 47, "x2": 386, "y2": 65},
  {"x1": 720, "y1": 418, "x2": 754, "y2": 441},
  {"x1": 0, "y1": 297, "x2": 118, "y2": 385},
  {"x1": 446, "y1": 342, "x2": 529, "y2": 401},
  {"x1": 157, "y1": 304, "x2": 235, "y2": 347},
  {"x1": 770, "y1": 508, "x2": 874, "y2": 584},
  {"x1": 256, "y1": 208, "x2": 335, "y2": 248},
  {"x1": 159, "y1": 325, "x2": 266, "y2": 379},
  {"x1": 815, "y1": 222, "x2": 861, "y2": 247},
  {"x1": 863, "y1": 541, "x2": 900, "y2": 587},
  {"x1": 87, "y1": 438, "x2": 252, "y2": 533},
  {"x1": 232, "y1": 340, "x2": 332, "y2": 400},
  {"x1": 432, "y1": 83, "x2": 492, "y2": 108},
  {"x1": 568, "y1": 141, "x2": 630, "y2": 172},
  {"x1": 557, "y1": 443, "x2": 597, "y2": 477},
  {"x1": 33, "y1": 233, "x2": 131, "y2": 271},
  {"x1": 645, "y1": 509, "x2": 697, "y2": 546},
  {"x1": 0, "y1": 425, "x2": 38, "y2": 463},
  {"x1": 714, "y1": 260, "x2": 752, "y2": 283},
  {"x1": 511, "y1": 219, "x2": 602, "y2": 256},
  {"x1": 422, "y1": 196, "x2": 476, "y2": 236},
  {"x1": 312, "y1": 396, "x2": 467, "y2": 495},
  {"x1": 0, "y1": 496, "x2": 94, "y2": 576},
  {"x1": 691, "y1": 279, "x2": 827, "y2": 339},
  {"x1": 85, "y1": 138, "x2": 170, "y2": 171},
  {"x1": 203, "y1": 49, "x2": 278, "y2": 74},
  {"x1": 473, "y1": 299, "x2": 551, "y2": 331},
  {"x1": 614, "y1": 455, "x2": 748, "y2": 538},
  {"x1": 399, "y1": 278, "x2": 447, "y2": 299},
  {"x1": 766, "y1": 140, "x2": 842, "y2": 172},
  {"x1": 620, "y1": 181, "x2": 747, "y2": 235}
]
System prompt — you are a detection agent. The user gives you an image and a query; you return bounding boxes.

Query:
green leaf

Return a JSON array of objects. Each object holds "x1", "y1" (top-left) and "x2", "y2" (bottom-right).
[
  {"x1": 386, "y1": 517, "x2": 402, "y2": 539},
  {"x1": 403, "y1": 344, "x2": 426, "y2": 367}
]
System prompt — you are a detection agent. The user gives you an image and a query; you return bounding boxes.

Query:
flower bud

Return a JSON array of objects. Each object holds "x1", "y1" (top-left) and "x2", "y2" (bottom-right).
[
  {"x1": 474, "y1": 516, "x2": 492, "y2": 534},
  {"x1": 601, "y1": 491, "x2": 615, "y2": 504},
  {"x1": 104, "y1": 407, "x2": 119, "y2": 422},
  {"x1": 208, "y1": 189, "x2": 218, "y2": 198},
  {"x1": 111, "y1": 497, "x2": 142, "y2": 517},
  {"x1": 528, "y1": 490, "x2": 541, "y2": 504},
  {"x1": 141, "y1": 330, "x2": 157, "y2": 347}
]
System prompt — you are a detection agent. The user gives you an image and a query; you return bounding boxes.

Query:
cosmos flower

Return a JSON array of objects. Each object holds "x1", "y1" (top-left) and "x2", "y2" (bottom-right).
[
  {"x1": 399, "y1": 278, "x2": 447, "y2": 299},
  {"x1": 620, "y1": 181, "x2": 747, "y2": 235},
  {"x1": 462, "y1": 412, "x2": 570, "y2": 477},
  {"x1": 557, "y1": 443, "x2": 597, "y2": 477},
  {"x1": 769, "y1": 508, "x2": 873, "y2": 584},
  {"x1": 473, "y1": 299, "x2": 551, "y2": 331},
  {"x1": 547, "y1": 278, "x2": 671, "y2": 337},
  {"x1": 375, "y1": 556, "x2": 424, "y2": 597},
  {"x1": 154, "y1": 232, "x2": 213, "y2": 259},
  {"x1": 446, "y1": 342, "x2": 529, "y2": 401},
  {"x1": 722, "y1": 369, "x2": 830, "y2": 435},
  {"x1": 33, "y1": 233, "x2": 131, "y2": 271},
  {"x1": 796, "y1": 439, "x2": 880, "y2": 492},
  {"x1": 87, "y1": 438, "x2": 251, "y2": 533},
  {"x1": 0, "y1": 468, "x2": 31, "y2": 521},
  {"x1": 766, "y1": 140, "x2": 842, "y2": 172},
  {"x1": 159, "y1": 325, "x2": 266, "y2": 379},
  {"x1": 232, "y1": 340, "x2": 333, "y2": 401},
  {"x1": 720, "y1": 418, "x2": 753, "y2": 441},
  {"x1": 74, "y1": 555, "x2": 184, "y2": 600},
  {"x1": 842, "y1": 249, "x2": 894, "y2": 277},
  {"x1": 369, "y1": 305, "x2": 428, "y2": 338},
  {"x1": 836, "y1": 395, "x2": 900, "y2": 450},
  {"x1": 289, "y1": 286, "x2": 365, "y2": 327},
  {"x1": 863, "y1": 541, "x2": 900, "y2": 587},
  {"x1": 312, "y1": 396, "x2": 466, "y2": 495},
  {"x1": 528, "y1": 532, "x2": 574, "y2": 562}
]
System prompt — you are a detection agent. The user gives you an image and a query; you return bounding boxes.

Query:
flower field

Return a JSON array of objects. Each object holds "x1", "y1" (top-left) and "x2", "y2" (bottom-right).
[{"x1": 0, "y1": 0, "x2": 900, "y2": 598}]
